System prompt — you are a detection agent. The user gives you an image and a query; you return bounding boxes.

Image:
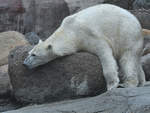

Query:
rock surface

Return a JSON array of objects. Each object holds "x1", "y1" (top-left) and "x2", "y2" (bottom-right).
[
  {"x1": 141, "y1": 54, "x2": 150, "y2": 81},
  {"x1": 133, "y1": 0, "x2": 150, "y2": 9},
  {"x1": 0, "y1": 65, "x2": 11, "y2": 95},
  {"x1": 0, "y1": 0, "x2": 70, "y2": 40},
  {"x1": 131, "y1": 9, "x2": 150, "y2": 29},
  {"x1": 25, "y1": 32, "x2": 40, "y2": 45},
  {"x1": 8, "y1": 46, "x2": 106, "y2": 104},
  {"x1": 65, "y1": 0, "x2": 134, "y2": 14},
  {"x1": 0, "y1": 31, "x2": 29, "y2": 66},
  {"x1": 0, "y1": 0, "x2": 25, "y2": 32},
  {"x1": 143, "y1": 29, "x2": 150, "y2": 55},
  {"x1": 3, "y1": 86, "x2": 150, "y2": 113},
  {"x1": 23, "y1": 0, "x2": 70, "y2": 40},
  {"x1": 0, "y1": 65, "x2": 21, "y2": 112},
  {"x1": 65, "y1": 0, "x2": 104, "y2": 14}
]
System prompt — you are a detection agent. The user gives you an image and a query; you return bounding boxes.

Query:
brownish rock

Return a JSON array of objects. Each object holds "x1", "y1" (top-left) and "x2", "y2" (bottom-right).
[{"x1": 0, "y1": 31, "x2": 29, "y2": 66}]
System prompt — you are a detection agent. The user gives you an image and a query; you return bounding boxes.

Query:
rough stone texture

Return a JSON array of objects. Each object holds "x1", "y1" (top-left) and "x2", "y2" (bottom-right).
[
  {"x1": 23, "y1": 0, "x2": 70, "y2": 40},
  {"x1": 65, "y1": 0, "x2": 135, "y2": 14},
  {"x1": 3, "y1": 86, "x2": 150, "y2": 113},
  {"x1": 131, "y1": 9, "x2": 150, "y2": 29},
  {"x1": 133, "y1": 0, "x2": 150, "y2": 9},
  {"x1": 65, "y1": 0, "x2": 104, "y2": 14},
  {"x1": 0, "y1": 0, "x2": 25, "y2": 32},
  {"x1": 25, "y1": 32, "x2": 40, "y2": 45},
  {"x1": 0, "y1": 65, "x2": 21, "y2": 112},
  {"x1": 0, "y1": 0, "x2": 24, "y2": 13},
  {"x1": 0, "y1": 31, "x2": 29, "y2": 66},
  {"x1": 141, "y1": 54, "x2": 150, "y2": 81},
  {"x1": 8, "y1": 46, "x2": 106, "y2": 104},
  {"x1": 0, "y1": 98, "x2": 20, "y2": 113},
  {"x1": 0, "y1": 0, "x2": 70, "y2": 40},
  {"x1": 104, "y1": 0, "x2": 135, "y2": 10},
  {"x1": 0, "y1": 65, "x2": 11, "y2": 96}
]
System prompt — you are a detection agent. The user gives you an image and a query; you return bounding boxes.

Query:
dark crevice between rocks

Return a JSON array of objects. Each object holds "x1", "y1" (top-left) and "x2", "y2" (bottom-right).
[{"x1": 0, "y1": 90, "x2": 29, "y2": 112}]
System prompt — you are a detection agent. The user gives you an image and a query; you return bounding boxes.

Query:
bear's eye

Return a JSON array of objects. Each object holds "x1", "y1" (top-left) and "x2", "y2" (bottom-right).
[
  {"x1": 47, "y1": 45, "x2": 52, "y2": 50},
  {"x1": 31, "y1": 54, "x2": 36, "y2": 57}
]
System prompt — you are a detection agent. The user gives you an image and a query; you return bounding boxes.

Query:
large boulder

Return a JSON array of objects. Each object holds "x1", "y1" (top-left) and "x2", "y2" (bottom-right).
[
  {"x1": 8, "y1": 46, "x2": 106, "y2": 104},
  {"x1": 0, "y1": 31, "x2": 29, "y2": 66},
  {"x1": 131, "y1": 9, "x2": 150, "y2": 29},
  {"x1": 3, "y1": 86, "x2": 150, "y2": 113}
]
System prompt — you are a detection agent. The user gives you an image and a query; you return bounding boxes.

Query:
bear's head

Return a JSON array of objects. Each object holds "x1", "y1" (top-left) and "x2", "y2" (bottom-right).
[{"x1": 23, "y1": 39, "x2": 58, "y2": 69}]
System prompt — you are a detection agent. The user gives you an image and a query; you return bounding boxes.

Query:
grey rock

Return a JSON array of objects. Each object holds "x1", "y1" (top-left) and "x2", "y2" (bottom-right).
[
  {"x1": 0, "y1": 65, "x2": 11, "y2": 96},
  {"x1": 65, "y1": 0, "x2": 104, "y2": 14},
  {"x1": 0, "y1": 31, "x2": 29, "y2": 66},
  {"x1": 144, "y1": 34, "x2": 150, "y2": 47},
  {"x1": 141, "y1": 54, "x2": 150, "y2": 81},
  {"x1": 23, "y1": 0, "x2": 70, "y2": 40},
  {"x1": 133, "y1": 0, "x2": 150, "y2": 9},
  {"x1": 0, "y1": 0, "x2": 70, "y2": 40},
  {"x1": 143, "y1": 33, "x2": 150, "y2": 56},
  {"x1": 25, "y1": 32, "x2": 40, "y2": 45},
  {"x1": 8, "y1": 46, "x2": 106, "y2": 104},
  {"x1": 0, "y1": 65, "x2": 21, "y2": 112},
  {"x1": 66, "y1": 0, "x2": 134, "y2": 14},
  {"x1": 0, "y1": 0, "x2": 25, "y2": 32},
  {"x1": 3, "y1": 87, "x2": 150, "y2": 113},
  {"x1": 131, "y1": 9, "x2": 150, "y2": 29},
  {"x1": 104, "y1": 0, "x2": 135, "y2": 10}
]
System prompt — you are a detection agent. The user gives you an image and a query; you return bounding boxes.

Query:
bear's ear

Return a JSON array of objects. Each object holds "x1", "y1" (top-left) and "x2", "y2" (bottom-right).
[{"x1": 38, "y1": 39, "x2": 43, "y2": 44}]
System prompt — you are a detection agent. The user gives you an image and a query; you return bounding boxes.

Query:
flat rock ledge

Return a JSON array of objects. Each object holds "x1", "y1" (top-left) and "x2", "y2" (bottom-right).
[{"x1": 3, "y1": 86, "x2": 150, "y2": 113}]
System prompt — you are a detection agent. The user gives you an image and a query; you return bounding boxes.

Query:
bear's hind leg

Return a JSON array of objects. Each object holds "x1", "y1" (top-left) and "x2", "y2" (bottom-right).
[
  {"x1": 119, "y1": 52, "x2": 139, "y2": 88},
  {"x1": 138, "y1": 64, "x2": 146, "y2": 87}
]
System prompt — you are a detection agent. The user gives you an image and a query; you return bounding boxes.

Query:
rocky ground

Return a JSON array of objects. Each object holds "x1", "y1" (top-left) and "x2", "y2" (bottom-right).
[
  {"x1": 3, "y1": 86, "x2": 150, "y2": 113},
  {"x1": 0, "y1": 0, "x2": 150, "y2": 113}
]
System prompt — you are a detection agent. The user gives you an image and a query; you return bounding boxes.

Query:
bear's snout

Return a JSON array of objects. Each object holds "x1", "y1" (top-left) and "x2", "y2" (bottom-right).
[{"x1": 23, "y1": 56, "x2": 33, "y2": 69}]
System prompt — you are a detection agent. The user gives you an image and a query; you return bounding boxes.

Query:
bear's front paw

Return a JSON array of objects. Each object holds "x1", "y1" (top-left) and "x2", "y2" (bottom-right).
[{"x1": 107, "y1": 80, "x2": 119, "y2": 90}]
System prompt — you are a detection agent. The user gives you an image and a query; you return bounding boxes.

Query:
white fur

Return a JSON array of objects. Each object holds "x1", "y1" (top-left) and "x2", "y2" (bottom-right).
[{"x1": 24, "y1": 4, "x2": 145, "y2": 90}]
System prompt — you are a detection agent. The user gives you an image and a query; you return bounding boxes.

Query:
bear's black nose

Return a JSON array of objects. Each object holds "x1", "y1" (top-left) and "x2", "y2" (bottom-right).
[
  {"x1": 23, "y1": 59, "x2": 34, "y2": 69},
  {"x1": 23, "y1": 60, "x2": 28, "y2": 67}
]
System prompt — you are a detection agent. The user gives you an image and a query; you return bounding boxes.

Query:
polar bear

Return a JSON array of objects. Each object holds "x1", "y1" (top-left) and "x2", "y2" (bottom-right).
[{"x1": 23, "y1": 4, "x2": 145, "y2": 90}]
